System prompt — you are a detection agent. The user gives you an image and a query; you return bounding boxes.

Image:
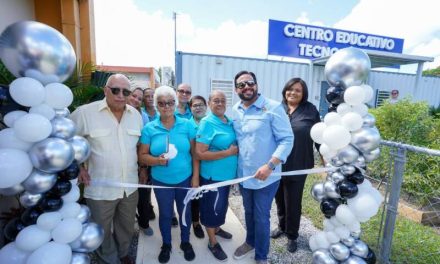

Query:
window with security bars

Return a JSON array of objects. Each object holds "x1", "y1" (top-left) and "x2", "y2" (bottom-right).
[
  {"x1": 210, "y1": 79, "x2": 235, "y2": 106},
  {"x1": 375, "y1": 90, "x2": 391, "y2": 107}
]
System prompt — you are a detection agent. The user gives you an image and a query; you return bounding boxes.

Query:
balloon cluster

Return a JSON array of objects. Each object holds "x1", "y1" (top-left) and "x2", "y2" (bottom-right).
[
  {"x1": 308, "y1": 48, "x2": 383, "y2": 264},
  {"x1": 0, "y1": 21, "x2": 103, "y2": 264}
]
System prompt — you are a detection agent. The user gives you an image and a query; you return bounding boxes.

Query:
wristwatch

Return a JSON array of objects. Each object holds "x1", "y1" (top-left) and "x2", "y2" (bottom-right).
[{"x1": 267, "y1": 161, "x2": 276, "y2": 171}]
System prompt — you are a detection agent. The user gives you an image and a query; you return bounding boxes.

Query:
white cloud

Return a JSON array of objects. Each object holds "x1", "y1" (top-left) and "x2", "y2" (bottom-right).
[{"x1": 295, "y1": 12, "x2": 325, "y2": 27}]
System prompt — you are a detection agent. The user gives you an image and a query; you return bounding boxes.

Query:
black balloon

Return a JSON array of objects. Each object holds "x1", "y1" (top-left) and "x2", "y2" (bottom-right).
[
  {"x1": 328, "y1": 103, "x2": 338, "y2": 113},
  {"x1": 326, "y1": 86, "x2": 345, "y2": 105},
  {"x1": 58, "y1": 160, "x2": 80, "y2": 180},
  {"x1": 38, "y1": 194, "x2": 63, "y2": 212},
  {"x1": 347, "y1": 171, "x2": 365, "y2": 184},
  {"x1": 337, "y1": 180, "x2": 359, "y2": 198},
  {"x1": 48, "y1": 179, "x2": 72, "y2": 196},
  {"x1": 3, "y1": 217, "x2": 26, "y2": 241},
  {"x1": 21, "y1": 206, "x2": 43, "y2": 226},
  {"x1": 320, "y1": 198, "x2": 341, "y2": 218},
  {"x1": 363, "y1": 247, "x2": 377, "y2": 264}
]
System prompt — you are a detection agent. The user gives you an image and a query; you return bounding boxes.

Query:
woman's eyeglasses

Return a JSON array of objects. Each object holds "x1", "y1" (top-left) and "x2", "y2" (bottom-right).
[
  {"x1": 157, "y1": 100, "x2": 175, "y2": 108},
  {"x1": 236, "y1": 80, "x2": 256, "y2": 89},
  {"x1": 191, "y1": 103, "x2": 206, "y2": 109},
  {"x1": 108, "y1": 87, "x2": 131, "y2": 97}
]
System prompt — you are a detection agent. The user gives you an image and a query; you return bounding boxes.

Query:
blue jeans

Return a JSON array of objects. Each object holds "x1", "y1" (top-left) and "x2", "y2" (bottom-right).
[
  {"x1": 240, "y1": 181, "x2": 279, "y2": 261},
  {"x1": 153, "y1": 177, "x2": 191, "y2": 245}
]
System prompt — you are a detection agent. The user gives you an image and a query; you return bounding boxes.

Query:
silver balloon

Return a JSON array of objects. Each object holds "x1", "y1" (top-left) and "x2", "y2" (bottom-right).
[
  {"x1": 0, "y1": 183, "x2": 24, "y2": 196},
  {"x1": 350, "y1": 240, "x2": 369, "y2": 258},
  {"x1": 28, "y1": 137, "x2": 75, "y2": 173},
  {"x1": 70, "y1": 252, "x2": 91, "y2": 264},
  {"x1": 330, "y1": 156, "x2": 344, "y2": 167},
  {"x1": 22, "y1": 169, "x2": 57, "y2": 194},
  {"x1": 70, "y1": 222, "x2": 104, "y2": 253},
  {"x1": 362, "y1": 114, "x2": 376, "y2": 128},
  {"x1": 55, "y1": 108, "x2": 71, "y2": 118},
  {"x1": 341, "y1": 256, "x2": 367, "y2": 264},
  {"x1": 76, "y1": 205, "x2": 91, "y2": 224},
  {"x1": 324, "y1": 180, "x2": 341, "y2": 199},
  {"x1": 362, "y1": 148, "x2": 381, "y2": 162},
  {"x1": 325, "y1": 47, "x2": 371, "y2": 88},
  {"x1": 340, "y1": 165, "x2": 356, "y2": 175},
  {"x1": 19, "y1": 191, "x2": 43, "y2": 207},
  {"x1": 351, "y1": 127, "x2": 381, "y2": 153},
  {"x1": 351, "y1": 230, "x2": 362, "y2": 239},
  {"x1": 0, "y1": 21, "x2": 76, "y2": 84},
  {"x1": 69, "y1": 136, "x2": 91, "y2": 164},
  {"x1": 311, "y1": 183, "x2": 326, "y2": 202},
  {"x1": 312, "y1": 249, "x2": 338, "y2": 264},
  {"x1": 341, "y1": 236, "x2": 356, "y2": 247},
  {"x1": 330, "y1": 171, "x2": 346, "y2": 184},
  {"x1": 330, "y1": 243, "x2": 351, "y2": 261},
  {"x1": 337, "y1": 145, "x2": 360, "y2": 164},
  {"x1": 51, "y1": 117, "x2": 77, "y2": 140},
  {"x1": 353, "y1": 156, "x2": 366, "y2": 169}
]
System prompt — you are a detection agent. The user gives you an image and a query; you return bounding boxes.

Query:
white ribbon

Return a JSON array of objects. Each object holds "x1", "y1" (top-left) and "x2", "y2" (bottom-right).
[{"x1": 90, "y1": 167, "x2": 336, "y2": 226}]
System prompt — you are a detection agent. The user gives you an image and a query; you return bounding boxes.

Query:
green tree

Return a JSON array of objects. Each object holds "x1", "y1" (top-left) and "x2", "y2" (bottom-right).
[{"x1": 423, "y1": 66, "x2": 440, "y2": 76}]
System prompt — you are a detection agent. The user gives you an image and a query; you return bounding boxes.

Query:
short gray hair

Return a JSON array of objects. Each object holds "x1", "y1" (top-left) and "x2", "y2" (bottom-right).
[{"x1": 154, "y1": 86, "x2": 178, "y2": 110}]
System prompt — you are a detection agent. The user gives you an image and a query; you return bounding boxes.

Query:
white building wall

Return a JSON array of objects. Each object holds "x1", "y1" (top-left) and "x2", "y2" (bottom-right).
[
  {"x1": 0, "y1": 0, "x2": 35, "y2": 33},
  {"x1": 179, "y1": 52, "x2": 440, "y2": 112}
]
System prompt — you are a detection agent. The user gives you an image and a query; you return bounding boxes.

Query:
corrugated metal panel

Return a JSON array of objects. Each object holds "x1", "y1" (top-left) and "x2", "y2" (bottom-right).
[{"x1": 179, "y1": 52, "x2": 440, "y2": 111}]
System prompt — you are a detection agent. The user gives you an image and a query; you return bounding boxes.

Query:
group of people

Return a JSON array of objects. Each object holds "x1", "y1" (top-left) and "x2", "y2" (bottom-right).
[{"x1": 70, "y1": 70, "x2": 321, "y2": 264}]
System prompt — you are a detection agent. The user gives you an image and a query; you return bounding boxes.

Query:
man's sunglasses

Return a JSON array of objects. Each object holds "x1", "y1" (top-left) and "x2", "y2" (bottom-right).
[
  {"x1": 236, "y1": 80, "x2": 256, "y2": 89},
  {"x1": 177, "y1": 89, "x2": 192, "y2": 95},
  {"x1": 108, "y1": 87, "x2": 131, "y2": 97},
  {"x1": 157, "y1": 100, "x2": 175, "y2": 108}
]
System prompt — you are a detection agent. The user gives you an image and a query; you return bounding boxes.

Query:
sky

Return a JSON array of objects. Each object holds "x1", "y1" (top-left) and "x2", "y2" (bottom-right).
[{"x1": 93, "y1": 0, "x2": 440, "y2": 72}]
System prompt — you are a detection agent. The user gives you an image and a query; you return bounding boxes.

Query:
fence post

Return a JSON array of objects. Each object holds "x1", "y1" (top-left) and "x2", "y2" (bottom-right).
[{"x1": 379, "y1": 147, "x2": 406, "y2": 264}]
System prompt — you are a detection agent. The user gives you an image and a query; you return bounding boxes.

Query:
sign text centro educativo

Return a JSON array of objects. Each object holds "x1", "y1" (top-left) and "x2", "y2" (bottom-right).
[{"x1": 268, "y1": 19, "x2": 404, "y2": 59}]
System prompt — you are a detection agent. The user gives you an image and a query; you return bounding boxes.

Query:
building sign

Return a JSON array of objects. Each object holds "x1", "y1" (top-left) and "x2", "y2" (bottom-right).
[{"x1": 268, "y1": 19, "x2": 404, "y2": 59}]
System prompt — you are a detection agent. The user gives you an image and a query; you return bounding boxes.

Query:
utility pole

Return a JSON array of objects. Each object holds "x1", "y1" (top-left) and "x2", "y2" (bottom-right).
[{"x1": 173, "y1": 12, "x2": 177, "y2": 87}]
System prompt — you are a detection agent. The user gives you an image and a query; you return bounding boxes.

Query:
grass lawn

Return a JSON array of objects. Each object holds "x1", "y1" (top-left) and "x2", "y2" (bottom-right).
[{"x1": 303, "y1": 174, "x2": 440, "y2": 264}]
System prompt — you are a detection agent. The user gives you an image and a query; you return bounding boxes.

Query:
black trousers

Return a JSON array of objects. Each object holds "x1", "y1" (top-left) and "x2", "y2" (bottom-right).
[
  {"x1": 274, "y1": 176, "x2": 307, "y2": 240},
  {"x1": 191, "y1": 199, "x2": 200, "y2": 223},
  {"x1": 137, "y1": 167, "x2": 154, "y2": 229}
]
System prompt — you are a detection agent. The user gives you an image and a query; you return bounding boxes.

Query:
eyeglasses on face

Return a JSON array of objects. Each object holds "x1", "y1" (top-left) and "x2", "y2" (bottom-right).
[
  {"x1": 108, "y1": 87, "x2": 131, "y2": 97},
  {"x1": 157, "y1": 100, "x2": 175, "y2": 108},
  {"x1": 191, "y1": 103, "x2": 206, "y2": 109},
  {"x1": 235, "y1": 80, "x2": 256, "y2": 89},
  {"x1": 177, "y1": 89, "x2": 192, "y2": 95},
  {"x1": 212, "y1": 99, "x2": 227, "y2": 105}
]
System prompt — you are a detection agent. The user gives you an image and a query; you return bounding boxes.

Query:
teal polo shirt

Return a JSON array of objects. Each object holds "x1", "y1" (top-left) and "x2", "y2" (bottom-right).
[
  {"x1": 175, "y1": 104, "x2": 192, "y2": 119},
  {"x1": 140, "y1": 115, "x2": 196, "y2": 184},
  {"x1": 196, "y1": 113, "x2": 238, "y2": 181}
]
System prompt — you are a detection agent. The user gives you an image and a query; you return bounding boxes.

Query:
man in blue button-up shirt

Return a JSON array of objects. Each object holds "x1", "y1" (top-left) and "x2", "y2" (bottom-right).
[{"x1": 231, "y1": 71, "x2": 293, "y2": 264}]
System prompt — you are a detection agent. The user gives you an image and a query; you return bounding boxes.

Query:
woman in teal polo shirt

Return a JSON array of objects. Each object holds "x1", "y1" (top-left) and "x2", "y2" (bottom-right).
[
  {"x1": 195, "y1": 90, "x2": 238, "y2": 261},
  {"x1": 138, "y1": 86, "x2": 198, "y2": 263}
]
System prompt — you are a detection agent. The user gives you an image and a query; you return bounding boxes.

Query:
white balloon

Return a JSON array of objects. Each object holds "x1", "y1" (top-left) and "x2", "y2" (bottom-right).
[
  {"x1": 16, "y1": 225, "x2": 51, "y2": 252},
  {"x1": 0, "y1": 128, "x2": 33, "y2": 151},
  {"x1": 351, "y1": 104, "x2": 369, "y2": 117},
  {"x1": 44, "y1": 83, "x2": 73, "y2": 109},
  {"x1": 309, "y1": 235, "x2": 319, "y2": 252},
  {"x1": 358, "y1": 179, "x2": 372, "y2": 191},
  {"x1": 315, "y1": 231, "x2": 331, "y2": 250},
  {"x1": 3, "y1": 110, "x2": 27, "y2": 127},
  {"x1": 347, "y1": 192, "x2": 380, "y2": 220},
  {"x1": 336, "y1": 103, "x2": 352, "y2": 116},
  {"x1": 334, "y1": 226, "x2": 350, "y2": 240},
  {"x1": 361, "y1": 84, "x2": 374, "y2": 103},
  {"x1": 323, "y1": 125, "x2": 351, "y2": 150},
  {"x1": 29, "y1": 104, "x2": 56, "y2": 120},
  {"x1": 59, "y1": 202, "x2": 81, "y2": 219},
  {"x1": 330, "y1": 216, "x2": 343, "y2": 227},
  {"x1": 62, "y1": 184, "x2": 80, "y2": 203},
  {"x1": 320, "y1": 144, "x2": 337, "y2": 159},
  {"x1": 37, "y1": 212, "x2": 63, "y2": 231},
  {"x1": 52, "y1": 218, "x2": 83, "y2": 244},
  {"x1": 25, "y1": 242, "x2": 72, "y2": 264},
  {"x1": 344, "y1": 86, "x2": 366, "y2": 106},
  {"x1": 336, "y1": 204, "x2": 358, "y2": 226},
  {"x1": 324, "y1": 112, "x2": 342, "y2": 126},
  {"x1": 9, "y1": 77, "x2": 45, "y2": 107},
  {"x1": 341, "y1": 112, "x2": 363, "y2": 131},
  {"x1": 310, "y1": 122, "x2": 327, "y2": 144},
  {"x1": 326, "y1": 231, "x2": 340, "y2": 244},
  {"x1": 13, "y1": 114, "x2": 52, "y2": 142},
  {"x1": 323, "y1": 218, "x2": 335, "y2": 231},
  {"x1": 0, "y1": 148, "x2": 33, "y2": 188},
  {"x1": 348, "y1": 221, "x2": 361, "y2": 233},
  {"x1": 0, "y1": 242, "x2": 31, "y2": 264}
]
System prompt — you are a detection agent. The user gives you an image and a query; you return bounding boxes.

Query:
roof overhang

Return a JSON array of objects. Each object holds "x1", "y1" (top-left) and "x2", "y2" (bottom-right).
[{"x1": 311, "y1": 49, "x2": 434, "y2": 68}]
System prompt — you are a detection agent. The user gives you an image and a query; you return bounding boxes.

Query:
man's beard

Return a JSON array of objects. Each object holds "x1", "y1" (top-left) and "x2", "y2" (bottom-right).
[{"x1": 238, "y1": 89, "x2": 257, "y2": 102}]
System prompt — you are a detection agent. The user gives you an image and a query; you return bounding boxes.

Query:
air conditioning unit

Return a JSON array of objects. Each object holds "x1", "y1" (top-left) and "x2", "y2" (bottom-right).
[{"x1": 375, "y1": 90, "x2": 391, "y2": 107}]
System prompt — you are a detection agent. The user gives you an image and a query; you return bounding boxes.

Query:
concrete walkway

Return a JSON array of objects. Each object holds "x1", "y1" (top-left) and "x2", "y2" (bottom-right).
[{"x1": 136, "y1": 194, "x2": 254, "y2": 264}]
